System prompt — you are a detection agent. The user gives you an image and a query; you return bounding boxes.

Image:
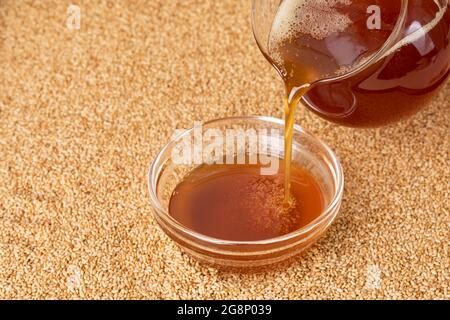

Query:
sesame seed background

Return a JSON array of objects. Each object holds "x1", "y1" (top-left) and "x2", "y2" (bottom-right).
[{"x1": 0, "y1": 0, "x2": 448, "y2": 299}]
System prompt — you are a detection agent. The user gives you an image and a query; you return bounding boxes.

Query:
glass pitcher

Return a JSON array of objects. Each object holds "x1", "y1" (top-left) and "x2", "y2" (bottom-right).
[{"x1": 252, "y1": 0, "x2": 450, "y2": 127}]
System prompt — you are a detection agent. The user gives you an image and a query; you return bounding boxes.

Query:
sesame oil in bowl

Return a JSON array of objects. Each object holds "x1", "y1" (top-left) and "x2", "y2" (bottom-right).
[
  {"x1": 148, "y1": 117, "x2": 343, "y2": 268},
  {"x1": 169, "y1": 159, "x2": 324, "y2": 242}
]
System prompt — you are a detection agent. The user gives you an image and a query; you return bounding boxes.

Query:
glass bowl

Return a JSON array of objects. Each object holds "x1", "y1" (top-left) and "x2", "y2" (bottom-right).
[{"x1": 148, "y1": 116, "x2": 344, "y2": 268}]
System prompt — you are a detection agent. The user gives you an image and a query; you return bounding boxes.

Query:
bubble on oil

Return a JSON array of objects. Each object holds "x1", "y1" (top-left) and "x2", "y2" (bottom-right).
[
  {"x1": 268, "y1": 0, "x2": 353, "y2": 69},
  {"x1": 269, "y1": 0, "x2": 353, "y2": 45},
  {"x1": 239, "y1": 176, "x2": 299, "y2": 235}
]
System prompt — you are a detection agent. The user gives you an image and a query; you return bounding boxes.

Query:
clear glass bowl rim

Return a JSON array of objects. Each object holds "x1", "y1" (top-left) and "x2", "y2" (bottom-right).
[{"x1": 148, "y1": 115, "x2": 344, "y2": 247}]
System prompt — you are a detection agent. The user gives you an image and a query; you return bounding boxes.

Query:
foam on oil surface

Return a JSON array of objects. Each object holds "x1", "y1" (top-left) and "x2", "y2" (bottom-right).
[
  {"x1": 268, "y1": 0, "x2": 352, "y2": 72},
  {"x1": 269, "y1": 0, "x2": 352, "y2": 46},
  {"x1": 241, "y1": 175, "x2": 298, "y2": 235},
  {"x1": 269, "y1": 0, "x2": 447, "y2": 69}
]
